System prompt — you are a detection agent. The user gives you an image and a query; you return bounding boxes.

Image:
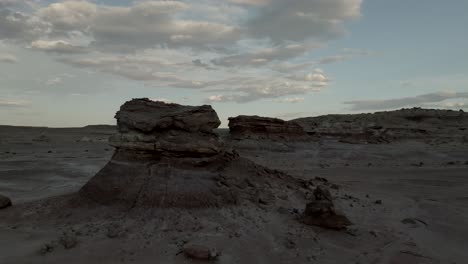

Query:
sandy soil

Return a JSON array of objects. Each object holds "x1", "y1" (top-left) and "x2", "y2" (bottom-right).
[{"x1": 1, "y1": 126, "x2": 467, "y2": 263}]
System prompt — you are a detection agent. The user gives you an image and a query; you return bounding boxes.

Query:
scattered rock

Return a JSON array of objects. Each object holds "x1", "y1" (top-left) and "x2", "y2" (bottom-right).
[
  {"x1": 59, "y1": 232, "x2": 78, "y2": 249},
  {"x1": 106, "y1": 224, "x2": 123, "y2": 238},
  {"x1": 32, "y1": 134, "x2": 51, "y2": 142},
  {"x1": 345, "y1": 227, "x2": 358, "y2": 236},
  {"x1": 77, "y1": 136, "x2": 93, "y2": 142},
  {"x1": 401, "y1": 218, "x2": 428, "y2": 227},
  {"x1": 314, "y1": 186, "x2": 332, "y2": 201},
  {"x1": 315, "y1": 177, "x2": 328, "y2": 183},
  {"x1": 183, "y1": 244, "x2": 219, "y2": 260},
  {"x1": 300, "y1": 179, "x2": 315, "y2": 190},
  {"x1": 0, "y1": 194, "x2": 12, "y2": 209},
  {"x1": 411, "y1": 162, "x2": 424, "y2": 167},
  {"x1": 39, "y1": 243, "x2": 55, "y2": 255},
  {"x1": 284, "y1": 238, "x2": 296, "y2": 249}
]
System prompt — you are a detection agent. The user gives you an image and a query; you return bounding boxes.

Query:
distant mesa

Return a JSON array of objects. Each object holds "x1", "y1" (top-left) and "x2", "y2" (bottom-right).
[
  {"x1": 293, "y1": 107, "x2": 468, "y2": 144},
  {"x1": 228, "y1": 115, "x2": 309, "y2": 140}
]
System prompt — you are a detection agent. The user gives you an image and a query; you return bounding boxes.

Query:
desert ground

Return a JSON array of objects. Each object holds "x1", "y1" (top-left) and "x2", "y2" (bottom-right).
[{"x1": 1, "y1": 112, "x2": 468, "y2": 263}]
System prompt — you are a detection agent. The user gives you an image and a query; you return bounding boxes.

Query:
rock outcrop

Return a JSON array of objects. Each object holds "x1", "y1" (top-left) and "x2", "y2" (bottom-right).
[
  {"x1": 228, "y1": 115, "x2": 309, "y2": 140},
  {"x1": 109, "y1": 98, "x2": 223, "y2": 156},
  {"x1": 0, "y1": 194, "x2": 12, "y2": 209},
  {"x1": 293, "y1": 108, "x2": 468, "y2": 144},
  {"x1": 79, "y1": 99, "x2": 306, "y2": 209},
  {"x1": 183, "y1": 244, "x2": 219, "y2": 260},
  {"x1": 301, "y1": 186, "x2": 351, "y2": 230}
]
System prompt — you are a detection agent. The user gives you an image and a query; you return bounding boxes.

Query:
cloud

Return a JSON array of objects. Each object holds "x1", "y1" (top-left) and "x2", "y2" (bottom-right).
[
  {"x1": 46, "y1": 77, "x2": 63, "y2": 86},
  {"x1": 287, "y1": 68, "x2": 331, "y2": 88},
  {"x1": 192, "y1": 59, "x2": 214, "y2": 70},
  {"x1": 36, "y1": 0, "x2": 98, "y2": 33},
  {"x1": 59, "y1": 55, "x2": 214, "y2": 88},
  {"x1": 1, "y1": 0, "x2": 363, "y2": 52},
  {"x1": 212, "y1": 43, "x2": 317, "y2": 67},
  {"x1": 0, "y1": 0, "x2": 35, "y2": 9},
  {"x1": 246, "y1": 0, "x2": 362, "y2": 42},
  {"x1": 0, "y1": 53, "x2": 17, "y2": 63},
  {"x1": 30, "y1": 40, "x2": 88, "y2": 54},
  {"x1": 318, "y1": 48, "x2": 375, "y2": 64},
  {"x1": 400, "y1": 80, "x2": 413, "y2": 87},
  {"x1": 271, "y1": 62, "x2": 316, "y2": 74},
  {"x1": 81, "y1": 1, "x2": 239, "y2": 52},
  {"x1": 274, "y1": 111, "x2": 309, "y2": 120},
  {"x1": 424, "y1": 100, "x2": 468, "y2": 109},
  {"x1": 318, "y1": 55, "x2": 351, "y2": 64},
  {"x1": 206, "y1": 76, "x2": 325, "y2": 103},
  {"x1": 91, "y1": 7, "x2": 239, "y2": 51},
  {"x1": 0, "y1": 7, "x2": 48, "y2": 42},
  {"x1": 0, "y1": 0, "x2": 365, "y2": 105},
  {"x1": 344, "y1": 91, "x2": 468, "y2": 111},
  {"x1": 274, "y1": 97, "x2": 304, "y2": 103},
  {"x1": 0, "y1": 99, "x2": 31, "y2": 107},
  {"x1": 1, "y1": 1, "x2": 241, "y2": 51},
  {"x1": 228, "y1": 0, "x2": 270, "y2": 6},
  {"x1": 150, "y1": 98, "x2": 172, "y2": 103}
]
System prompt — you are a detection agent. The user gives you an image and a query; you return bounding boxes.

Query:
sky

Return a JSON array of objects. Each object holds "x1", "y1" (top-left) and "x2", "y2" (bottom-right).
[{"x1": 0, "y1": 0, "x2": 467, "y2": 127}]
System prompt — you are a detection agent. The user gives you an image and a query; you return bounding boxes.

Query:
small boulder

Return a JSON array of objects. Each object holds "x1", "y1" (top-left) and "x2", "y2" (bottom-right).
[
  {"x1": 59, "y1": 232, "x2": 78, "y2": 249},
  {"x1": 0, "y1": 194, "x2": 12, "y2": 209},
  {"x1": 301, "y1": 187, "x2": 351, "y2": 230},
  {"x1": 77, "y1": 136, "x2": 93, "y2": 143},
  {"x1": 313, "y1": 186, "x2": 332, "y2": 201},
  {"x1": 32, "y1": 134, "x2": 51, "y2": 143},
  {"x1": 183, "y1": 244, "x2": 219, "y2": 260}
]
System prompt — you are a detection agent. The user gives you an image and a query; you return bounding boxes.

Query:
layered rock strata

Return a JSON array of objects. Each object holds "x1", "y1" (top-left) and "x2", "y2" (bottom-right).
[
  {"x1": 79, "y1": 99, "x2": 308, "y2": 209},
  {"x1": 293, "y1": 108, "x2": 468, "y2": 144},
  {"x1": 228, "y1": 115, "x2": 309, "y2": 140}
]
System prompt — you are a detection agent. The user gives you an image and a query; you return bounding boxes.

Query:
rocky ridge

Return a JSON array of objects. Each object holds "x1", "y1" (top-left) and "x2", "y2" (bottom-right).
[
  {"x1": 293, "y1": 107, "x2": 468, "y2": 144},
  {"x1": 228, "y1": 115, "x2": 309, "y2": 140}
]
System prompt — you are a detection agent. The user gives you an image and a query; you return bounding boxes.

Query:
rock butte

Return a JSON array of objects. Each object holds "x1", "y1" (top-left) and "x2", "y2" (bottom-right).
[{"x1": 79, "y1": 99, "x2": 311, "y2": 210}]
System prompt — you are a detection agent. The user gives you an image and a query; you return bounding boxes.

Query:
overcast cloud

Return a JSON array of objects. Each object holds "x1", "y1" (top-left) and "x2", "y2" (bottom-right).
[
  {"x1": 344, "y1": 92, "x2": 468, "y2": 111},
  {"x1": 0, "y1": 0, "x2": 367, "y2": 104}
]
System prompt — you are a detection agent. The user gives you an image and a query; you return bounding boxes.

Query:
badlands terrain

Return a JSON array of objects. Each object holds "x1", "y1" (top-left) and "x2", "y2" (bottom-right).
[{"x1": 1, "y1": 100, "x2": 468, "y2": 264}]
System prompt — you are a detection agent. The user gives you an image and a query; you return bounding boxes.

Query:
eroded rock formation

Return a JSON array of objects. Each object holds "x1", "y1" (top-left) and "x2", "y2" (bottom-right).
[
  {"x1": 301, "y1": 186, "x2": 351, "y2": 230},
  {"x1": 293, "y1": 108, "x2": 468, "y2": 144},
  {"x1": 228, "y1": 115, "x2": 309, "y2": 140},
  {"x1": 80, "y1": 99, "x2": 307, "y2": 209},
  {"x1": 109, "y1": 98, "x2": 223, "y2": 156}
]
